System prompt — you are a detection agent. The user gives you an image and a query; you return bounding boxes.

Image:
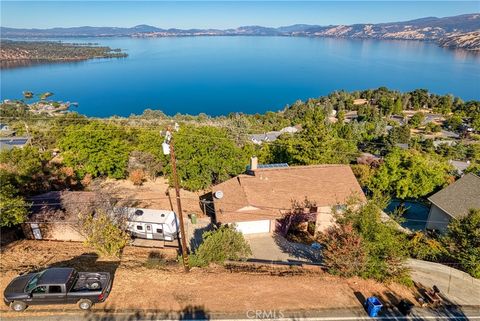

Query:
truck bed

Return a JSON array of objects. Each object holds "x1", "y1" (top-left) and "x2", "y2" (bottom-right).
[{"x1": 71, "y1": 272, "x2": 110, "y2": 292}]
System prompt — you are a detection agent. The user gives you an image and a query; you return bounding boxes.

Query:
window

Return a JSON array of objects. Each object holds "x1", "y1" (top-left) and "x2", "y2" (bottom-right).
[
  {"x1": 146, "y1": 225, "x2": 151, "y2": 231},
  {"x1": 136, "y1": 225, "x2": 143, "y2": 231},
  {"x1": 32, "y1": 286, "x2": 46, "y2": 294},
  {"x1": 156, "y1": 228, "x2": 163, "y2": 234},
  {"x1": 48, "y1": 285, "x2": 62, "y2": 294}
]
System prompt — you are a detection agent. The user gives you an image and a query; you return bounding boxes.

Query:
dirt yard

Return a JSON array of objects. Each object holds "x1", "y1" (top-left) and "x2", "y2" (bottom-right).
[
  {"x1": 1, "y1": 240, "x2": 418, "y2": 317},
  {"x1": 99, "y1": 178, "x2": 205, "y2": 215}
]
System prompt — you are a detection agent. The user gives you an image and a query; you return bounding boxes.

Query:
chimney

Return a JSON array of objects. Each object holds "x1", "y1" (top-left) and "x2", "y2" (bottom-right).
[{"x1": 250, "y1": 156, "x2": 258, "y2": 171}]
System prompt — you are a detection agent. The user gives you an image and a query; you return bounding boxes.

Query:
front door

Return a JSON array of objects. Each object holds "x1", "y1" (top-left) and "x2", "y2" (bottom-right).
[{"x1": 145, "y1": 224, "x2": 153, "y2": 239}]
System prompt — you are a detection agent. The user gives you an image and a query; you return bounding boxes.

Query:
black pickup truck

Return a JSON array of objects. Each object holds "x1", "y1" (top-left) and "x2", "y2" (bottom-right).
[{"x1": 3, "y1": 267, "x2": 111, "y2": 311}]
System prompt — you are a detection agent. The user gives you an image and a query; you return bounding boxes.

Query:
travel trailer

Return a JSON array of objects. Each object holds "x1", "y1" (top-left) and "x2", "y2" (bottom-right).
[{"x1": 120, "y1": 208, "x2": 180, "y2": 241}]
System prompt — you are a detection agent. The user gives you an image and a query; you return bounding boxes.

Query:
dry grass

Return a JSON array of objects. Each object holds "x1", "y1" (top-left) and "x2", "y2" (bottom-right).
[{"x1": 0, "y1": 240, "x2": 418, "y2": 316}]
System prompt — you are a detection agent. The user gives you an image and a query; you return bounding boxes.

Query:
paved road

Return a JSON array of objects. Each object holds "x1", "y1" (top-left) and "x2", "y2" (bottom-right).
[
  {"x1": 2, "y1": 306, "x2": 480, "y2": 321},
  {"x1": 408, "y1": 259, "x2": 480, "y2": 306}
]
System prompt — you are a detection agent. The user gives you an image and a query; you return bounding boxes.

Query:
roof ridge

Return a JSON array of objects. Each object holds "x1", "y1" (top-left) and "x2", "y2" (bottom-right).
[{"x1": 253, "y1": 164, "x2": 350, "y2": 172}]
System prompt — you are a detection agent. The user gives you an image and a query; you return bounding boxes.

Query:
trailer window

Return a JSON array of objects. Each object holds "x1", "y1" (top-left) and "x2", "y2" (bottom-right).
[
  {"x1": 156, "y1": 228, "x2": 163, "y2": 234},
  {"x1": 146, "y1": 225, "x2": 151, "y2": 231},
  {"x1": 48, "y1": 285, "x2": 62, "y2": 294},
  {"x1": 136, "y1": 225, "x2": 143, "y2": 231}
]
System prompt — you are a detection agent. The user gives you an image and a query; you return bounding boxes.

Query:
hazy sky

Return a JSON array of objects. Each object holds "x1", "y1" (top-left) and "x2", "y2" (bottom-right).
[{"x1": 1, "y1": 1, "x2": 478, "y2": 29}]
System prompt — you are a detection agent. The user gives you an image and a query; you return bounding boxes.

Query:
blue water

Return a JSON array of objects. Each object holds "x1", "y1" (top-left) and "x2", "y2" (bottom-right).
[
  {"x1": 385, "y1": 200, "x2": 430, "y2": 231},
  {"x1": 1, "y1": 37, "x2": 479, "y2": 117}
]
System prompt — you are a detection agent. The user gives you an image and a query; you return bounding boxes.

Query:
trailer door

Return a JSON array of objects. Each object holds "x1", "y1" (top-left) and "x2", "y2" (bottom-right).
[{"x1": 145, "y1": 224, "x2": 153, "y2": 239}]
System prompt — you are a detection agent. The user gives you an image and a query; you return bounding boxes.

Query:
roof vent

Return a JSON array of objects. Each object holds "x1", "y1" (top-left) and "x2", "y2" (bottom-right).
[
  {"x1": 134, "y1": 209, "x2": 144, "y2": 216},
  {"x1": 214, "y1": 190, "x2": 224, "y2": 199},
  {"x1": 161, "y1": 213, "x2": 165, "y2": 217}
]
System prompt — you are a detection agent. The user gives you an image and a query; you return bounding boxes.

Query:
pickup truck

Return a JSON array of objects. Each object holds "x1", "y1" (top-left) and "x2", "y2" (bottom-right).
[{"x1": 3, "y1": 267, "x2": 111, "y2": 311}]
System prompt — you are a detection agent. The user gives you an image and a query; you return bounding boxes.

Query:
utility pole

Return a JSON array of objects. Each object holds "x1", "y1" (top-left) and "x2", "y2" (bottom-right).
[{"x1": 163, "y1": 126, "x2": 190, "y2": 272}]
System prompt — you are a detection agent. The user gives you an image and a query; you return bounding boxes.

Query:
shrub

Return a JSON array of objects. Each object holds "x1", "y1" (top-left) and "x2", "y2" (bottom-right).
[
  {"x1": 129, "y1": 169, "x2": 146, "y2": 186},
  {"x1": 189, "y1": 225, "x2": 252, "y2": 267},
  {"x1": 80, "y1": 211, "x2": 129, "y2": 258},
  {"x1": 408, "y1": 232, "x2": 447, "y2": 261},
  {"x1": 144, "y1": 252, "x2": 167, "y2": 269},
  {"x1": 317, "y1": 223, "x2": 367, "y2": 277},
  {"x1": 334, "y1": 200, "x2": 410, "y2": 283}
]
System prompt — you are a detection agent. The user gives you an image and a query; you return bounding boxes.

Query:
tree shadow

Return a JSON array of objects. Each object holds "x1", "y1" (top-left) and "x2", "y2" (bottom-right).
[
  {"x1": 83, "y1": 305, "x2": 209, "y2": 321},
  {"x1": 189, "y1": 223, "x2": 215, "y2": 251},
  {"x1": 272, "y1": 233, "x2": 321, "y2": 263}
]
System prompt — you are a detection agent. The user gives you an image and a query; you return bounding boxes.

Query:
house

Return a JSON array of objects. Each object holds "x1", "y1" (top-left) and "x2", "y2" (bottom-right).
[
  {"x1": 207, "y1": 157, "x2": 366, "y2": 235},
  {"x1": 0, "y1": 136, "x2": 31, "y2": 151},
  {"x1": 449, "y1": 160, "x2": 471, "y2": 175},
  {"x1": 426, "y1": 173, "x2": 480, "y2": 232},
  {"x1": 248, "y1": 126, "x2": 299, "y2": 145}
]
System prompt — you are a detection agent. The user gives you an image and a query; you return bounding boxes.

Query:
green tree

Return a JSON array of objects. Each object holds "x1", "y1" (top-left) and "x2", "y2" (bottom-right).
[
  {"x1": 171, "y1": 125, "x2": 246, "y2": 191},
  {"x1": 189, "y1": 225, "x2": 252, "y2": 267},
  {"x1": 369, "y1": 149, "x2": 452, "y2": 199},
  {"x1": 0, "y1": 170, "x2": 28, "y2": 227},
  {"x1": 409, "y1": 112, "x2": 425, "y2": 128},
  {"x1": 270, "y1": 109, "x2": 358, "y2": 165},
  {"x1": 443, "y1": 209, "x2": 480, "y2": 278},
  {"x1": 59, "y1": 122, "x2": 130, "y2": 179}
]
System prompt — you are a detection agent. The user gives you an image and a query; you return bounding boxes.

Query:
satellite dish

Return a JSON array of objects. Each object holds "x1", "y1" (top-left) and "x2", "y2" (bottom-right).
[{"x1": 214, "y1": 190, "x2": 224, "y2": 199}]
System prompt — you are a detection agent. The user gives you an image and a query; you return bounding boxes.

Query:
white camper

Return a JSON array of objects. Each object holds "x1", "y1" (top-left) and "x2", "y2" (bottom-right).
[{"x1": 121, "y1": 208, "x2": 180, "y2": 241}]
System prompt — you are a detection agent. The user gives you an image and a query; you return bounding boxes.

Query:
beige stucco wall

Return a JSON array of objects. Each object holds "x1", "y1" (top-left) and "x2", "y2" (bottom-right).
[
  {"x1": 23, "y1": 223, "x2": 84, "y2": 242},
  {"x1": 315, "y1": 206, "x2": 336, "y2": 233},
  {"x1": 426, "y1": 205, "x2": 452, "y2": 232}
]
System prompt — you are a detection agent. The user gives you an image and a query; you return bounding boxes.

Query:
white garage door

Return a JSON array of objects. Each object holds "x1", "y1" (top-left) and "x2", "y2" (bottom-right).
[{"x1": 234, "y1": 220, "x2": 271, "y2": 234}]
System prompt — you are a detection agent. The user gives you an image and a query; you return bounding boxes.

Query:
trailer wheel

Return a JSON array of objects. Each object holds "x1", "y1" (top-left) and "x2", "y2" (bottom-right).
[
  {"x1": 78, "y1": 299, "x2": 93, "y2": 310},
  {"x1": 10, "y1": 301, "x2": 27, "y2": 312}
]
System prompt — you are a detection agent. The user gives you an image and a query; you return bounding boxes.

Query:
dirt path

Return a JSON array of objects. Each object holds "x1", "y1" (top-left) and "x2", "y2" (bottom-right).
[{"x1": 1, "y1": 240, "x2": 417, "y2": 316}]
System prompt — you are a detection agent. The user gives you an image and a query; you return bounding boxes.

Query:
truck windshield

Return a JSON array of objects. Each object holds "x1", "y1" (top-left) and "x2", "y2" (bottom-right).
[{"x1": 24, "y1": 271, "x2": 46, "y2": 293}]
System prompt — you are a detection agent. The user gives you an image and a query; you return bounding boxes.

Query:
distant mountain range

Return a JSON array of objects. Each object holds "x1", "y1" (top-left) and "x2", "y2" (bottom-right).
[{"x1": 2, "y1": 13, "x2": 479, "y2": 50}]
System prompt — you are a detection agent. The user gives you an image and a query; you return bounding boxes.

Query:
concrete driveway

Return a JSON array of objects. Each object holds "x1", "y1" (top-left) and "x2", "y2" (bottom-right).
[
  {"x1": 408, "y1": 259, "x2": 480, "y2": 306},
  {"x1": 244, "y1": 233, "x2": 321, "y2": 263}
]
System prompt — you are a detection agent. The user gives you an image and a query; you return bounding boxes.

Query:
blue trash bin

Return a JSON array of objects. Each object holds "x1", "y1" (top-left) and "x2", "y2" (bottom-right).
[{"x1": 366, "y1": 296, "x2": 383, "y2": 317}]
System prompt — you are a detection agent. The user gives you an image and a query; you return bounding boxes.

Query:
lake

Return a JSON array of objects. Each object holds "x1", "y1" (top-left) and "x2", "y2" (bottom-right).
[{"x1": 1, "y1": 36, "x2": 479, "y2": 117}]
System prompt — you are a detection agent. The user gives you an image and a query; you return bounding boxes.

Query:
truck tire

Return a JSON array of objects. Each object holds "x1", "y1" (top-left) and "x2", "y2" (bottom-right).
[
  {"x1": 10, "y1": 301, "x2": 27, "y2": 312},
  {"x1": 78, "y1": 299, "x2": 93, "y2": 310}
]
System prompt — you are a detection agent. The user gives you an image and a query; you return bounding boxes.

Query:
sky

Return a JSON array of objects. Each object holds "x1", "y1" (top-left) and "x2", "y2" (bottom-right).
[{"x1": 1, "y1": 1, "x2": 478, "y2": 29}]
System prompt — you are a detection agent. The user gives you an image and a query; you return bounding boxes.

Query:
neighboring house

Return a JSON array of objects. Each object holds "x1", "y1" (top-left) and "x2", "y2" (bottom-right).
[
  {"x1": 449, "y1": 160, "x2": 471, "y2": 175},
  {"x1": 426, "y1": 173, "x2": 480, "y2": 232},
  {"x1": 440, "y1": 130, "x2": 460, "y2": 139},
  {"x1": 206, "y1": 157, "x2": 366, "y2": 235},
  {"x1": 433, "y1": 140, "x2": 457, "y2": 148},
  {"x1": 248, "y1": 126, "x2": 299, "y2": 145},
  {"x1": 0, "y1": 136, "x2": 31, "y2": 151}
]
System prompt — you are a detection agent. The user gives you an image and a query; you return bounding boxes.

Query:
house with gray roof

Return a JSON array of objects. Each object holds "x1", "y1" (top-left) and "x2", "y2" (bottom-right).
[
  {"x1": 0, "y1": 136, "x2": 31, "y2": 151},
  {"x1": 426, "y1": 173, "x2": 480, "y2": 232}
]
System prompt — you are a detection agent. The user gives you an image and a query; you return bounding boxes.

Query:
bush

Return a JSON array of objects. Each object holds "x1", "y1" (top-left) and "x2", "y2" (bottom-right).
[
  {"x1": 129, "y1": 169, "x2": 146, "y2": 186},
  {"x1": 80, "y1": 211, "x2": 129, "y2": 258},
  {"x1": 188, "y1": 225, "x2": 252, "y2": 267},
  {"x1": 334, "y1": 200, "x2": 410, "y2": 283},
  {"x1": 408, "y1": 232, "x2": 447, "y2": 261},
  {"x1": 317, "y1": 223, "x2": 367, "y2": 277}
]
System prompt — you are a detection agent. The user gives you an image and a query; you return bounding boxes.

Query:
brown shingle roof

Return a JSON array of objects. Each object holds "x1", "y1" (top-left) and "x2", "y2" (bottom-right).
[
  {"x1": 428, "y1": 173, "x2": 480, "y2": 219},
  {"x1": 212, "y1": 164, "x2": 365, "y2": 223}
]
